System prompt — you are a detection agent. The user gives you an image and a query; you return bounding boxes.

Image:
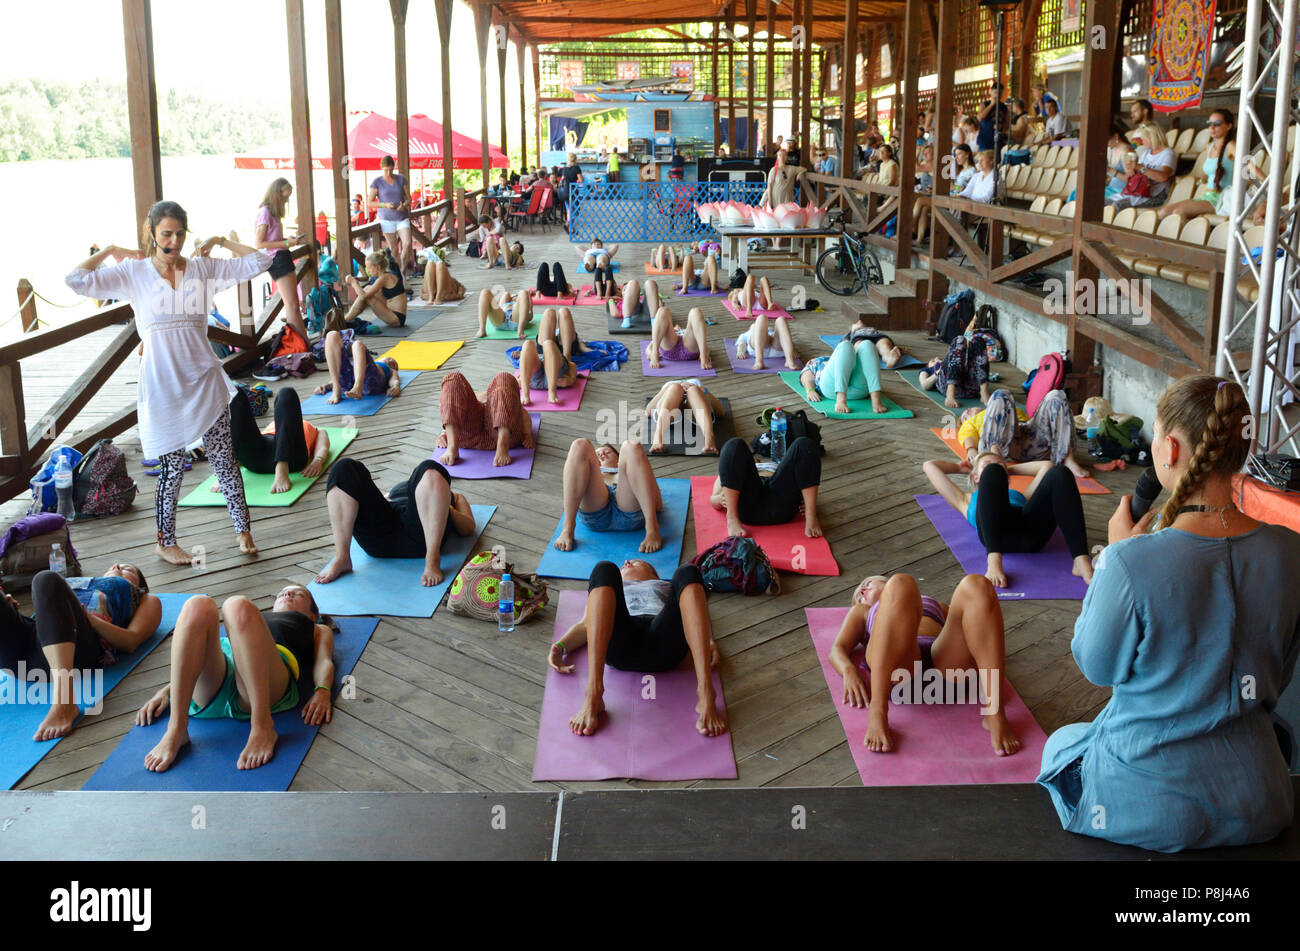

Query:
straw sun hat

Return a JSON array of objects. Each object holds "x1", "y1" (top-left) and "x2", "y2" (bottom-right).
[{"x1": 1074, "y1": 395, "x2": 1135, "y2": 430}]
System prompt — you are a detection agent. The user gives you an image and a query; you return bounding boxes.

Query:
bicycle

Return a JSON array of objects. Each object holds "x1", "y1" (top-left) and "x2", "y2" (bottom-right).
[{"x1": 814, "y1": 209, "x2": 885, "y2": 296}]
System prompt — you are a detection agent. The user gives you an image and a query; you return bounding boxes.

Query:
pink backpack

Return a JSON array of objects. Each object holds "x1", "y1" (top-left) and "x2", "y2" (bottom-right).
[
  {"x1": 1027, "y1": 353, "x2": 1066, "y2": 417},
  {"x1": 72, "y1": 439, "x2": 137, "y2": 518}
]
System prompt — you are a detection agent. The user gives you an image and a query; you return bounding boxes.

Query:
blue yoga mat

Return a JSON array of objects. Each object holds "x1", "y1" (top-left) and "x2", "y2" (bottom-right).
[
  {"x1": 82, "y1": 616, "x2": 379, "y2": 792},
  {"x1": 817, "y1": 334, "x2": 928, "y2": 369},
  {"x1": 300, "y1": 370, "x2": 422, "y2": 416},
  {"x1": 307, "y1": 504, "x2": 496, "y2": 617},
  {"x1": 0, "y1": 592, "x2": 194, "y2": 790},
  {"x1": 536, "y1": 478, "x2": 690, "y2": 581}
]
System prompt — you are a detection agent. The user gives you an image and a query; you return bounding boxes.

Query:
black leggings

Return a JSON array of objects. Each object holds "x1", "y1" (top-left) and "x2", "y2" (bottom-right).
[
  {"x1": 717, "y1": 436, "x2": 821, "y2": 525},
  {"x1": 593, "y1": 265, "x2": 614, "y2": 292},
  {"x1": 229, "y1": 387, "x2": 310, "y2": 475},
  {"x1": 588, "y1": 561, "x2": 703, "y2": 673},
  {"x1": 536, "y1": 262, "x2": 570, "y2": 297},
  {"x1": 974, "y1": 463, "x2": 1089, "y2": 558},
  {"x1": 0, "y1": 571, "x2": 102, "y2": 676},
  {"x1": 326, "y1": 457, "x2": 454, "y2": 558}
]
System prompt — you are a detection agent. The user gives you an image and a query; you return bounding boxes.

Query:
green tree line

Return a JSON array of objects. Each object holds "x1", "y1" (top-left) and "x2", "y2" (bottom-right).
[{"x1": 0, "y1": 78, "x2": 287, "y2": 162}]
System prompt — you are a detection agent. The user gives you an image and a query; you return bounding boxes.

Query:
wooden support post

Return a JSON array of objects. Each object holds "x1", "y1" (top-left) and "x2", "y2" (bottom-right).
[
  {"x1": 15, "y1": 279, "x2": 37, "y2": 334},
  {"x1": 712, "y1": 21, "x2": 721, "y2": 147},
  {"x1": 473, "y1": 2, "x2": 493, "y2": 189},
  {"x1": 1018, "y1": 0, "x2": 1042, "y2": 99},
  {"x1": 1068, "y1": 0, "x2": 1122, "y2": 371},
  {"x1": 531, "y1": 45, "x2": 542, "y2": 168},
  {"x1": 0, "y1": 361, "x2": 27, "y2": 459},
  {"x1": 727, "y1": 2, "x2": 736, "y2": 151},
  {"x1": 790, "y1": 0, "x2": 801, "y2": 148},
  {"x1": 391, "y1": 0, "x2": 410, "y2": 186},
  {"x1": 121, "y1": 0, "x2": 162, "y2": 245},
  {"x1": 324, "y1": 0, "x2": 351, "y2": 259},
  {"x1": 839, "y1": 3, "x2": 858, "y2": 183},
  {"x1": 495, "y1": 9, "x2": 508, "y2": 163},
  {"x1": 928, "y1": 0, "x2": 958, "y2": 320},
  {"x1": 765, "y1": 1, "x2": 775, "y2": 151},
  {"x1": 517, "y1": 36, "x2": 527, "y2": 172},
  {"x1": 285, "y1": 0, "x2": 316, "y2": 265},
  {"x1": 894, "y1": 0, "x2": 922, "y2": 268},
  {"x1": 455, "y1": 187, "x2": 467, "y2": 243},
  {"x1": 801, "y1": 0, "x2": 813, "y2": 153},
  {"x1": 746, "y1": 0, "x2": 756, "y2": 154},
  {"x1": 815, "y1": 49, "x2": 824, "y2": 148},
  {"x1": 435, "y1": 0, "x2": 455, "y2": 204},
  {"x1": 237, "y1": 279, "x2": 254, "y2": 338}
]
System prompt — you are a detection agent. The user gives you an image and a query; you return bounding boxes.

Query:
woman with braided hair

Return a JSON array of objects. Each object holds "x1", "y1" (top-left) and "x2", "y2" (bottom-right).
[{"x1": 1038, "y1": 376, "x2": 1300, "y2": 852}]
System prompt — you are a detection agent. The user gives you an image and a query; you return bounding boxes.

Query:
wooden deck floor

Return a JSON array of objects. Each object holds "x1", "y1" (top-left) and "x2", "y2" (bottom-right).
[{"x1": 9, "y1": 225, "x2": 1136, "y2": 792}]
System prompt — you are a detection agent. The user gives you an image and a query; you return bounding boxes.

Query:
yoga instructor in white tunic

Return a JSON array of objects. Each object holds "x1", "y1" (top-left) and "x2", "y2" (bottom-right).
[{"x1": 66, "y1": 200, "x2": 272, "y2": 566}]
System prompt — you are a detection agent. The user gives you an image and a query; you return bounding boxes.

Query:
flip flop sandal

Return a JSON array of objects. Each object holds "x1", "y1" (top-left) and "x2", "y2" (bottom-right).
[{"x1": 141, "y1": 458, "x2": 160, "y2": 467}]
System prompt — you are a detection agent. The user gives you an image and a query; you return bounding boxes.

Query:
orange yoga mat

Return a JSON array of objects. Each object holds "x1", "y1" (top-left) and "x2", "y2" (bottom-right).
[{"x1": 928, "y1": 428, "x2": 1112, "y2": 495}]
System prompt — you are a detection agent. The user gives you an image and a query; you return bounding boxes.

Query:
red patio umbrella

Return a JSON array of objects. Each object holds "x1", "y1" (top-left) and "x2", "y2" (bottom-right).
[{"x1": 234, "y1": 110, "x2": 509, "y2": 171}]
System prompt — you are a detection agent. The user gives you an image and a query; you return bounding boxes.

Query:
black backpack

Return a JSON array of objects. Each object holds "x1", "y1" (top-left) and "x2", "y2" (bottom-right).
[
  {"x1": 751, "y1": 408, "x2": 825, "y2": 458},
  {"x1": 728, "y1": 267, "x2": 747, "y2": 290},
  {"x1": 934, "y1": 289, "x2": 975, "y2": 344}
]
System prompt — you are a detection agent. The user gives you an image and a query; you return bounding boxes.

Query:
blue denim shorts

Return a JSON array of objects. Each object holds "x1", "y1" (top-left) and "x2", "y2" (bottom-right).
[{"x1": 577, "y1": 483, "x2": 645, "y2": 532}]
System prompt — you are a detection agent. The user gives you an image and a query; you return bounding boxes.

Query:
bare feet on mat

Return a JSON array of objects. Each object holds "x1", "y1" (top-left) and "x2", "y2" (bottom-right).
[
  {"x1": 639, "y1": 528, "x2": 663, "y2": 553},
  {"x1": 313, "y1": 556, "x2": 352, "y2": 584},
  {"x1": 237, "y1": 725, "x2": 278, "y2": 770},
  {"x1": 1064, "y1": 457, "x2": 1091, "y2": 479},
  {"x1": 864, "y1": 708, "x2": 894, "y2": 752},
  {"x1": 440, "y1": 448, "x2": 459, "y2": 466},
  {"x1": 984, "y1": 710, "x2": 1022, "y2": 756},
  {"x1": 33, "y1": 702, "x2": 79, "y2": 741},
  {"x1": 156, "y1": 543, "x2": 194, "y2": 566},
  {"x1": 421, "y1": 559, "x2": 444, "y2": 587},
  {"x1": 869, "y1": 396, "x2": 886, "y2": 415},
  {"x1": 569, "y1": 696, "x2": 606, "y2": 736},
  {"x1": 493, "y1": 447, "x2": 511, "y2": 467},
  {"x1": 144, "y1": 728, "x2": 189, "y2": 772},
  {"x1": 270, "y1": 473, "x2": 291, "y2": 494},
  {"x1": 726, "y1": 514, "x2": 748, "y2": 538},
  {"x1": 554, "y1": 528, "x2": 576, "y2": 552},
  {"x1": 804, "y1": 515, "x2": 823, "y2": 538},
  {"x1": 344, "y1": 385, "x2": 364, "y2": 401},
  {"x1": 1072, "y1": 554, "x2": 1095, "y2": 585},
  {"x1": 696, "y1": 694, "x2": 728, "y2": 736}
]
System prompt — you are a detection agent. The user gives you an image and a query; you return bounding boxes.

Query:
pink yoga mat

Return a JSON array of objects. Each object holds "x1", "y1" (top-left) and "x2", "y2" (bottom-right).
[
  {"x1": 531, "y1": 590, "x2": 737, "y2": 781},
  {"x1": 639, "y1": 341, "x2": 717, "y2": 378},
  {"x1": 724, "y1": 337, "x2": 804, "y2": 375},
  {"x1": 689, "y1": 476, "x2": 839, "y2": 575},
  {"x1": 723, "y1": 298, "x2": 795, "y2": 321},
  {"x1": 574, "y1": 286, "x2": 610, "y2": 306},
  {"x1": 523, "y1": 371, "x2": 589, "y2": 412},
  {"x1": 672, "y1": 283, "x2": 726, "y2": 297},
  {"x1": 530, "y1": 289, "x2": 580, "y2": 306},
  {"x1": 805, "y1": 607, "x2": 1048, "y2": 786},
  {"x1": 915, "y1": 494, "x2": 1088, "y2": 600},
  {"x1": 432, "y1": 413, "x2": 541, "y2": 479}
]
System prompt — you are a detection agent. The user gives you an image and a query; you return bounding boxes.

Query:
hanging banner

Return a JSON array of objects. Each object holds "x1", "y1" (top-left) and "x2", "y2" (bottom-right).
[
  {"x1": 557, "y1": 60, "x2": 584, "y2": 89},
  {"x1": 1060, "y1": 0, "x2": 1083, "y2": 33},
  {"x1": 880, "y1": 43, "x2": 893, "y2": 80},
  {"x1": 617, "y1": 61, "x2": 641, "y2": 81},
  {"x1": 733, "y1": 58, "x2": 751, "y2": 94},
  {"x1": 1147, "y1": 0, "x2": 1217, "y2": 112},
  {"x1": 669, "y1": 60, "x2": 695, "y2": 88}
]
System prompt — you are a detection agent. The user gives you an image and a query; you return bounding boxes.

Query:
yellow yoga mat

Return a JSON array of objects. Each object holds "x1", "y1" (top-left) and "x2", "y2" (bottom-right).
[{"x1": 380, "y1": 340, "x2": 465, "y2": 370}]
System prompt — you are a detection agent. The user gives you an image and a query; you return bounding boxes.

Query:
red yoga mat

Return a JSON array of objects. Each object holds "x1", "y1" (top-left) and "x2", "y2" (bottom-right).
[
  {"x1": 805, "y1": 607, "x2": 1048, "y2": 786},
  {"x1": 530, "y1": 289, "x2": 579, "y2": 306},
  {"x1": 689, "y1": 476, "x2": 839, "y2": 576},
  {"x1": 928, "y1": 428, "x2": 1112, "y2": 495},
  {"x1": 531, "y1": 590, "x2": 737, "y2": 781}
]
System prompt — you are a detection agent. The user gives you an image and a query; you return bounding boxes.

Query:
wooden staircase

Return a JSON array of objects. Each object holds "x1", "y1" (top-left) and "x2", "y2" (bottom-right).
[{"x1": 840, "y1": 267, "x2": 930, "y2": 330}]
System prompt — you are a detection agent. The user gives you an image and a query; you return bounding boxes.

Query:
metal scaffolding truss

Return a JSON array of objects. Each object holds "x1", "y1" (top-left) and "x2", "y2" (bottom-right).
[{"x1": 1215, "y1": 0, "x2": 1300, "y2": 454}]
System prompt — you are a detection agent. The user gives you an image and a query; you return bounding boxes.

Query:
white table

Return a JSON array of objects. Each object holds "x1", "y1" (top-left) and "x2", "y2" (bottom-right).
[{"x1": 715, "y1": 225, "x2": 841, "y2": 273}]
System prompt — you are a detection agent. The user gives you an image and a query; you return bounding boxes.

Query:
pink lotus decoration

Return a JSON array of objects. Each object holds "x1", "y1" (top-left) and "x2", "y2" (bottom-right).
[
  {"x1": 774, "y1": 204, "x2": 805, "y2": 230},
  {"x1": 804, "y1": 206, "x2": 828, "y2": 229}
]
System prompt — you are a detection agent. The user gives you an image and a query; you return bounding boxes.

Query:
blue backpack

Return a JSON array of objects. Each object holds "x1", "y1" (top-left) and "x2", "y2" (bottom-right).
[
  {"x1": 29, "y1": 447, "x2": 83, "y2": 513},
  {"x1": 692, "y1": 535, "x2": 780, "y2": 596}
]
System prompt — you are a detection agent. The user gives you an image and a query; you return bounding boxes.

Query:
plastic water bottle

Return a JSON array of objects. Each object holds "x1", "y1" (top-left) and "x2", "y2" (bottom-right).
[
  {"x1": 498, "y1": 573, "x2": 515, "y2": 633},
  {"x1": 1085, "y1": 405, "x2": 1099, "y2": 452},
  {"x1": 770, "y1": 408, "x2": 788, "y2": 464},
  {"x1": 54, "y1": 456, "x2": 75, "y2": 521},
  {"x1": 49, "y1": 542, "x2": 66, "y2": 577}
]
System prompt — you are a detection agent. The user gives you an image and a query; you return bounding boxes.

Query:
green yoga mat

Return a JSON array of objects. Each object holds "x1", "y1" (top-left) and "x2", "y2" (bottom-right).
[
  {"x1": 178, "y1": 426, "x2": 358, "y2": 507},
  {"x1": 778, "y1": 372, "x2": 914, "y2": 420},
  {"x1": 896, "y1": 368, "x2": 984, "y2": 411},
  {"x1": 482, "y1": 319, "x2": 540, "y2": 340}
]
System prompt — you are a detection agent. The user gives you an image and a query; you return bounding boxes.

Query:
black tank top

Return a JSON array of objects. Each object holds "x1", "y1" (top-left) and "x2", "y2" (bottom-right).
[
  {"x1": 262, "y1": 610, "x2": 316, "y2": 691},
  {"x1": 370, "y1": 262, "x2": 405, "y2": 300}
]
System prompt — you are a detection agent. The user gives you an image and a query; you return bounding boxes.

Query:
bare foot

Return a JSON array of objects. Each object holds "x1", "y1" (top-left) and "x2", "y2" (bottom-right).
[
  {"x1": 639, "y1": 528, "x2": 663, "y2": 553},
  {"x1": 864, "y1": 707, "x2": 894, "y2": 752},
  {"x1": 440, "y1": 448, "x2": 459, "y2": 466},
  {"x1": 945, "y1": 395, "x2": 960, "y2": 409},
  {"x1": 1072, "y1": 554, "x2": 1095, "y2": 585},
  {"x1": 569, "y1": 695, "x2": 606, "y2": 735},
  {"x1": 753, "y1": 358, "x2": 765, "y2": 371},
  {"x1": 548, "y1": 392, "x2": 561, "y2": 405},
  {"x1": 554, "y1": 528, "x2": 576, "y2": 552},
  {"x1": 726, "y1": 514, "x2": 749, "y2": 538},
  {"x1": 270, "y1": 474, "x2": 291, "y2": 494},
  {"x1": 804, "y1": 516, "x2": 823, "y2": 538},
  {"x1": 156, "y1": 543, "x2": 194, "y2": 566},
  {"x1": 493, "y1": 447, "x2": 511, "y2": 467},
  {"x1": 870, "y1": 397, "x2": 886, "y2": 415},
  {"x1": 236, "y1": 532, "x2": 259, "y2": 555},
  {"x1": 649, "y1": 443, "x2": 668, "y2": 455},
  {"x1": 835, "y1": 396, "x2": 851, "y2": 415},
  {"x1": 700, "y1": 358, "x2": 713, "y2": 371},
  {"x1": 421, "y1": 562, "x2": 444, "y2": 586},
  {"x1": 519, "y1": 389, "x2": 532, "y2": 406},
  {"x1": 326, "y1": 386, "x2": 343, "y2": 405},
  {"x1": 804, "y1": 387, "x2": 820, "y2": 404},
  {"x1": 983, "y1": 711, "x2": 1022, "y2": 756},
  {"x1": 344, "y1": 385, "x2": 365, "y2": 401},
  {"x1": 1065, "y1": 458, "x2": 1091, "y2": 479},
  {"x1": 144, "y1": 728, "x2": 190, "y2": 772},
  {"x1": 475, "y1": 329, "x2": 487, "y2": 338},
  {"x1": 985, "y1": 566, "x2": 1008, "y2": 588},
  {"x1": 237, "y1": 724, "x2": 278, "y2": 770},
  {"x1": 785, "y1": 358, "x2": 799, "y2": 370},
  {"x1": 33, "y1": 702, "x2": 80, "y2": 741},
  {"x1": 313, "y1": 556, "x2": 352, "y2": 584},
  {"x1": 696, "y1": 694, "x2": 728, "y2": 736}
]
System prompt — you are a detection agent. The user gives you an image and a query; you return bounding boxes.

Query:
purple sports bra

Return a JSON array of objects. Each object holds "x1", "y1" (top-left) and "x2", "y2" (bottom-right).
[{"x1": 864, "y1": 595, "x2": 948, "y2": 637}]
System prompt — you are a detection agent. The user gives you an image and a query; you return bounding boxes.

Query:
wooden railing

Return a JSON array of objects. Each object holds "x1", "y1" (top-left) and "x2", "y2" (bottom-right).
[
  {"x1": 801, "y1": 170, "x2": 901, "y2": 259},
  {"x1": 926, "y1": 195, "x2": 1247, "y2": 379},
  {"x1": 0, "y1": 244, "x2": 317, "y2": 499},
  {"x1": 345, "y1": 186, "x2": 487, "y2": 272}
]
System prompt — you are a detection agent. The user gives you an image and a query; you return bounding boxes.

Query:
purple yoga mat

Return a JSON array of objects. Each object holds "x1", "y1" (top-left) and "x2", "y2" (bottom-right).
[
  {"x1": 672, "y1": 283, "x2": 726, "y2": 297},
  {"x1": 432, "y1": 413, "x2": 541, "y2": 479},
  {"x1": 724, "y1": 337, "x2": 803, "y2": 375},
  {"x1": 639, "y1": 340, "x2": 717, "y2": 378},
  {"x1": 532, "y1": 590, "x2": 737, "y2": 781},
  {"x1": 806, "y1": 608, "x2": 1048, "y2": 786},
  {"x1": 914, "y1": 494, "x2": 1089, "y2": 600}
]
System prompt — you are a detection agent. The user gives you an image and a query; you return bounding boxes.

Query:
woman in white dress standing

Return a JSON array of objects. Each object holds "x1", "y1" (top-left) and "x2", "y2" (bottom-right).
[{"x1": 66, "y1": 200, "x2": 271, "y2": 565}]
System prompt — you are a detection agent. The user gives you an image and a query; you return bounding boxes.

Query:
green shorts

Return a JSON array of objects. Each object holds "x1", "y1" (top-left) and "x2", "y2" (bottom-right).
[{"x1": 189, "y1": 638, "x2": 300, "y2": 721}]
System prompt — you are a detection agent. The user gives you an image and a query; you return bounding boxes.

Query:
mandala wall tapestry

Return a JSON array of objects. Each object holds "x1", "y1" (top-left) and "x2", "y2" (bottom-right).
[{"x1": 1148, "y1": 0, "x2": 1217, "y2": 111}]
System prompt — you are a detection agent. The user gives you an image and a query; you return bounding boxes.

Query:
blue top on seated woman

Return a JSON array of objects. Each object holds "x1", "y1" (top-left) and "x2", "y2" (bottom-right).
[{"x1": 966, "y1": 488, "x2": 1026, "y2": 526}]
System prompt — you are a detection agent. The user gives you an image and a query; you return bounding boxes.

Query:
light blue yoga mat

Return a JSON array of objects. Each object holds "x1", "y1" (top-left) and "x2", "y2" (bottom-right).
[
  {"x1": 82, "y1": 616, "x2": 379, "y2": 792},
  {"x1": 364, "y1": 306, "x2": 440, "y2": 337},
  {"x1": 817, "y1": 334, "x2": 928, "y2": 370},
  {"x1": 307, "y1": 504, "x2": 496, "y2": 617},
  {"x1": 0, "y1": 591, "x2": 194, "y2": 790},
  {"x1": 300, "y1": 370, "x2": 421, "y2": 416},
  {"x1": 536, "y1": 478, "x2": 690, "y2": 581}
]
